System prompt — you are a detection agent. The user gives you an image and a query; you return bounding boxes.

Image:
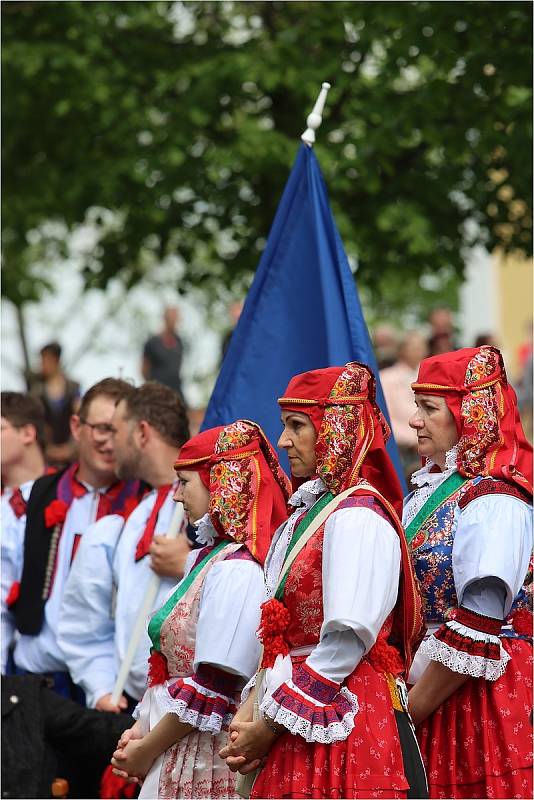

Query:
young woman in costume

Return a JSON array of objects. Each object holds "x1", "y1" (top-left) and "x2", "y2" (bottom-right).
[
  {"x1": 111, "y1": 420, "x2": 290, "y2": 799},
  {"x1": 404, "y1": 346, "x2": 532, "y2": 799},
  {"x1": 221, "y1": 361, "x2": 427, "y2": 799}
]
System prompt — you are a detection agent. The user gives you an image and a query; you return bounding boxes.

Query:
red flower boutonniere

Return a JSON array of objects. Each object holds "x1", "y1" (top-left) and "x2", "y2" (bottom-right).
[
  {"x1": 147, "y1": 650, "x2": 169, "y2": 687},
  {"x1": 44, "y1": 499, "x2": 69, "y2": 528},
  {"x1": 6, "y1": 581, "x2": 20, "y2": 608}
]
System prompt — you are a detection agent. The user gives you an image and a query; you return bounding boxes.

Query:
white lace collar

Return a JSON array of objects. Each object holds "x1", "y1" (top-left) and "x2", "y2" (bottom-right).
[
  {"x1": 410, "y1": 445, "x2": 459, "y2": 488},
  {"x1": 193, "y1": 513, "x2": 217, "y2": 547},
  {"x1": 288, "y1": 478, "x2": 327, "y2": 510},
  {"x1": 403, "y1": 446, "x2": 459, "y2": 526}
]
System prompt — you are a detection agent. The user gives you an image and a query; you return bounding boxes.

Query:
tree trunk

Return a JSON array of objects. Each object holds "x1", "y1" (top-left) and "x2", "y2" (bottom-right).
[{"x1": 14, "y1": 303, "x2": 33, "y2": 390}]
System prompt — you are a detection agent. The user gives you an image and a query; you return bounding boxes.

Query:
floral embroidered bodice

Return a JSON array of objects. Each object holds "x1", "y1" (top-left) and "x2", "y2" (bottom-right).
[
  {"x1": 409, "y1": 475, "x2": 532, "y2": 631},
  {"x1": 158, "y1": 542, "x2": 239, "y2": 677},
  {"x1": 283, "y1": 494, "x2": 394, "y2": 650}
]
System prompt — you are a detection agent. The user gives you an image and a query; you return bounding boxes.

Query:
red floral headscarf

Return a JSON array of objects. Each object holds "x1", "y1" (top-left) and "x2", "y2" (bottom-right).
[
  {"x1": 278, "y1": 361, "x2": 404, "y2": 519},
  {"x1": 412, "y1": 346, "x2": 532, "y2": 496},
  {"x1": 174, "y1": 421, "x2": 291, "y2": 564}
]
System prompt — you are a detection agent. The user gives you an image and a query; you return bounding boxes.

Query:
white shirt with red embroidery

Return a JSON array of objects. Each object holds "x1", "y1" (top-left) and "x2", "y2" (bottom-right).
[
  {"x1": 1, "y1": 480, "x2": 34, "y2": 673},
  {"x1": 58, "y1": 487, "x2": 182, "y2": 706},
  {"x1": 14, "y1": 486, "x2": 112, "y2": 674}
]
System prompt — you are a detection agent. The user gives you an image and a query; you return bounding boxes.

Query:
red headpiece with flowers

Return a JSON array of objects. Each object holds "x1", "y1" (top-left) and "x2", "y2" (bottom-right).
[
  {"x1": 278, "y1": 361, "x2": 404, "y2": 519},
  {"x1": 174, "y1": 421, "x2": 291, "y2": 564},
  {"x1": 412, "y1": 346, "x2": 532, "y2": 495}
]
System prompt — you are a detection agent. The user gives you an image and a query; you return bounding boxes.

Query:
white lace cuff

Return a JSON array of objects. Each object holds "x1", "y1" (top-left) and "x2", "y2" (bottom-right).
[
  {"x1": 164, "y1": 666, "x2": 238, "y2": 733},
  {"x1": 259, "y1": 662, "x2": 358, "y2": 743},
  {"x1": 420, "y1": 607, "x2": 509, "y2": 681}
]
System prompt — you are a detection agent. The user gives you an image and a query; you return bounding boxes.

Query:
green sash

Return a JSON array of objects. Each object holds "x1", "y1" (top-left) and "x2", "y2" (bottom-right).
[
  {"x1": 275, "y1": 491, "x2": 333, "y2": 601},
  {"x1": 148, "y1": 540, "x2": 228, "y2": 651},
  {"x1": 405, "y1": 472, "x2": 468, "y2": 545}
]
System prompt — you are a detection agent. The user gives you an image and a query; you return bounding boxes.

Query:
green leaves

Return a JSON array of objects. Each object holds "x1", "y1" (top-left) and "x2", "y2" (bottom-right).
[{"x1": 2, "y1": 0, "x2": 532, "y2": 312}]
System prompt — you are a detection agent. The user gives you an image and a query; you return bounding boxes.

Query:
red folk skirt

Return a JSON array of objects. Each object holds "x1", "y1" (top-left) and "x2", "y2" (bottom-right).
[
  {"x1": 251, "y1": 657, "x2": 410, "y2": 799},
  {"x1": 416, "y1": 637, "x2": 533, "y2": 799}
]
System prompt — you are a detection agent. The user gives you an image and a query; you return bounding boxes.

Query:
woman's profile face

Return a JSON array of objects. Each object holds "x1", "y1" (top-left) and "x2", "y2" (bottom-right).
[
  {"x1": 278, "y1": 411, "x2": 318, "y2": 478},
  {"x1": 174, "y1": 470, "x2": 210, "y2": 523},
  {"x1": 409, "y1": 394, "x2": 459, "y2": 467}
]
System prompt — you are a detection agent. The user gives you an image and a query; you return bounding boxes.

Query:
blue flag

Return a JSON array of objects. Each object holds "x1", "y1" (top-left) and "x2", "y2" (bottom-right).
[{"x1": 202, "y1": 144, "x2": 406, "y2": 488}]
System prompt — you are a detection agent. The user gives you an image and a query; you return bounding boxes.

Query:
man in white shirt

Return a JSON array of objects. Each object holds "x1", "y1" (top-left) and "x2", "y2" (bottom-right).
[
  {"x1": 58, "y1": 381, "x2": 191, "y2": 713},
  {"x1": 9, "y1": 378, "x2": 142, "y2": 699},
  {"x1": 1, "y1": 392, "x2": 47, "y2": 673}
]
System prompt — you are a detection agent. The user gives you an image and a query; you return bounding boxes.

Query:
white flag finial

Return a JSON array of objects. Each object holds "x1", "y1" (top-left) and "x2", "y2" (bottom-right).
[{"x1": 301, "y1": 82, "x2": 332, "y2": 147}]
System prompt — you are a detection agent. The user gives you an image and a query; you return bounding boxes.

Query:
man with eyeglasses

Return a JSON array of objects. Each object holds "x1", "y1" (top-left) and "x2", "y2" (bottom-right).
[
  {"x1": 5, "y1": 378, "x2": 142, "y2": 703},
  {"x1": 58, "y1": 381, "x2": 191, "y2": 719}
]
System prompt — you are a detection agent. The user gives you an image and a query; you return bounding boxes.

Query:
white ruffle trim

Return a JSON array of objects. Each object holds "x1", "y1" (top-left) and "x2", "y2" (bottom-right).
[
  {"x1": 193, "y1": 513, "x2": 216, "y2": 546},
  {"x1": 447, "y1": 618, "x2": 502, "y2": 644},
  {"x1": 419, "y1": 632, "x2": 511, "y2": 681},
  {"x1": 288, "y1": 478, "x2": 327, "y2": 509},
  {"x1": 160, "y1": 676, "x2": 235, "y2": 734},
  {"x1": 259, "y1": 684, "x2": 359, "y2": 744},
  {"x1": 240, "y1": 672, "x2": 257, "y2": 704}
]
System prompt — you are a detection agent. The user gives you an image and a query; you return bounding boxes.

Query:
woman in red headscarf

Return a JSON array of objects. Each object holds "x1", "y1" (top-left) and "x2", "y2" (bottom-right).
[
  {"x1": 403, "y1": 346, "x2": 532, "y2": 799},
  {"x1": 221, "y1": 362, "x2": 427, "y2": 799},
  {"x1": 111, "y1": 420, "x2": 290, "y2": 799}
]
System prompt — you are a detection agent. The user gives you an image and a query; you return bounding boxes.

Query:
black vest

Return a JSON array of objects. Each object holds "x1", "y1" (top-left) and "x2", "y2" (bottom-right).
[{"x1": 15, "y1": 468, "x2": 68, "y2": 636}]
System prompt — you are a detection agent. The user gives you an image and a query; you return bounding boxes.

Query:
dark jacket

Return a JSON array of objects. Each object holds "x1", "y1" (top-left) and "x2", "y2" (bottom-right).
[{"x1": 2, "y1": 675, "x2": 133, "y2": 799}]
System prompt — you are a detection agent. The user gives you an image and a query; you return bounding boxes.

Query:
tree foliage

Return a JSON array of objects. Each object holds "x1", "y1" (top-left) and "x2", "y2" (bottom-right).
[{"x1": 2, "y1": 1, "x2": 532, "y2": 309}]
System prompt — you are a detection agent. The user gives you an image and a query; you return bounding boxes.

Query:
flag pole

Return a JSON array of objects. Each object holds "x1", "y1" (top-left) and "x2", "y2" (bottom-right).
[
  {"x1": 301, "y1": 82, "x2": 331, "y2": 147},
  {"x1": 110, "y1": 501, "x2": 184, "y2": 707}
]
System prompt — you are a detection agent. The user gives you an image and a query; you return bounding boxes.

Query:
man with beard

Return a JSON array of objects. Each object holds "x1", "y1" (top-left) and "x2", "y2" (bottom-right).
[
  {"x1": 6, "y1": 378, "x2": 141, "y2": 697},
  {"x1": 58, "y1": 381, "x2": 191, "y2": 715}
]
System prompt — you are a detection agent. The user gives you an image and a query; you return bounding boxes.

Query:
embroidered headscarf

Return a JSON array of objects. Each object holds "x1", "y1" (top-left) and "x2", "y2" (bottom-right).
[
  {"x1": 412, "y1": 346, "x2": 532, "y2": 496},
  {"x1": 279, "y1": 361, "x2": 423, "y2": 671},
  {"x1": 174, "y1": 421, "x2": 291, "y2": 564},
  {"x1": 278, "y1": 361, "x2": 404, "y2": 519}
]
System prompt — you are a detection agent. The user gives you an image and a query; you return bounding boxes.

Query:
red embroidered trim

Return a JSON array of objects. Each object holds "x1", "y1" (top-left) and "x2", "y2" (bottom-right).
[
  {"x1": 8, "y1": 488, "x2": 27, "y2": 519},
  {"x1": 455, "y1": 605, "x2": 503, "y2": 635},
  {"x1": 458, "y1": 479, "x2": 531, "y2": 510},
  {"x1": 194, "y1": 663, "x2": 240, "y2": 696},
  {"x1": 167, "y1": 678, "x2": 237, "y2": 720},
  {"x1": 6, "y1": 581, "x2": 20, "y2": 608},
  {"x1": 294, "y1": 662, "x2": 340, "y2": 703},
  {"x1": 435, "y1": 625, "x2": 501, "y2": 661},
  {"x1": 270, "y1": 680, "x2": 353, "y2": 726}
]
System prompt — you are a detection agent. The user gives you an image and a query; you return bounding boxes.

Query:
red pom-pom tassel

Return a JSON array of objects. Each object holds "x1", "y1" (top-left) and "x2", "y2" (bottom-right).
[
  {"x1": 509, "y1": 608, "x2": 533, "y2": 638},
  {"x1": 147, "y1": 649, "x2": 169, "y2": 686},
  {"x1": 257, "y1": 598, "x2": 291, "y2": 668}
]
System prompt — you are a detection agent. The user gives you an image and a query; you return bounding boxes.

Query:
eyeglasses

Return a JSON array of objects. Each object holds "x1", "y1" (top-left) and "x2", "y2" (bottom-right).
[{"x1": 79, "y1": 418, "x2": 116, "y2": 440}]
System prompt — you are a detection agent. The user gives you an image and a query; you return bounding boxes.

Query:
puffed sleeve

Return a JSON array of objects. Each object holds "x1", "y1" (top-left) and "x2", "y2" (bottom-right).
[
  {"x1": 260, "y1": 506, "x2": 401, "y2": 743},
  {"x1": 163, "y1": 555, "x2": 264, "y2": 733},
  {"x1": 419, "y1": 492, "x2": 532, "y2": 681}
]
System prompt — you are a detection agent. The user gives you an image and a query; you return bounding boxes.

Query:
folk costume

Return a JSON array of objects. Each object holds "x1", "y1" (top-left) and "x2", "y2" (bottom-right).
[
  {"x1": 58, "y1": 482, "x2": 183, "y2": 708},
  {"x1": 133, "y1": 421, "x2": 290, "y2": 799},
  {"x1": 405, "y1": 346, "x2": 533, "y2": 799},
  {"x1": 2, "y1": 479, "x2": 34, "y2": 673},
  {"x1": 250, "y1": 362, "x2": 426, "y2": 800},
  {"x1": 7, "y1": 464, "x2": 140, "y2": 698}
]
